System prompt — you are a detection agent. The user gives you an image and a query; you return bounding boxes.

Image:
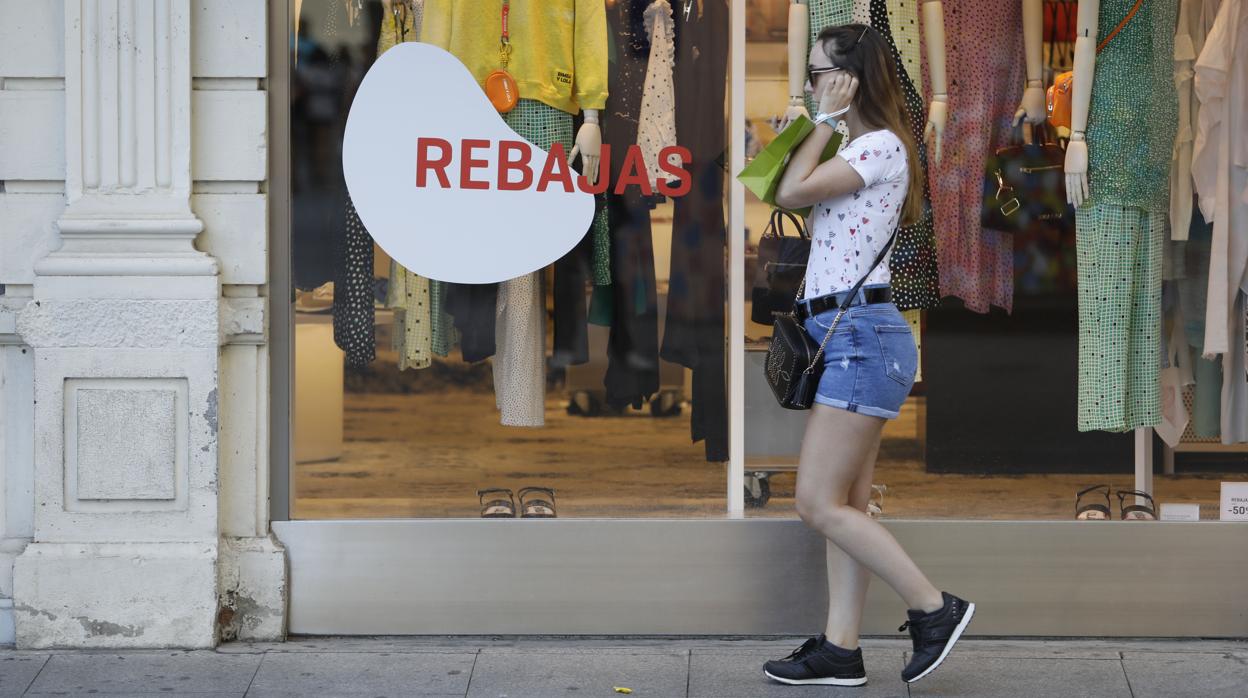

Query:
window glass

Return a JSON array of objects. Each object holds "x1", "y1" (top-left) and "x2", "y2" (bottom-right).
[{"x1": 290, "y1": 0, "x2": 732, "y2": 519}]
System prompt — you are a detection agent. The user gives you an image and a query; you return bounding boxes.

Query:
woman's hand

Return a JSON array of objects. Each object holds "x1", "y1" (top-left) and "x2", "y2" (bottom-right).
[{"x1": 817, "y1": 72, "x2": 858, "y2": 117}]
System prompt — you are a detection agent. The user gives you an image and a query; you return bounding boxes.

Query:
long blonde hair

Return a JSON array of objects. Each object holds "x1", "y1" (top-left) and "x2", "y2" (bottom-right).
[{"x1": 816, "y1": 24, "x2": 924, "y2": 227}]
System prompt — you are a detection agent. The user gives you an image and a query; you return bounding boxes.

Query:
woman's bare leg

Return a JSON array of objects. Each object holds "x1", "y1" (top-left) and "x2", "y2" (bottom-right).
[
  {"x1": 796, "y1": 404, "x2": 943, "y2": 614},
  {"x1": 821, "y1": 438, "x2": 877, "y2": 649}
]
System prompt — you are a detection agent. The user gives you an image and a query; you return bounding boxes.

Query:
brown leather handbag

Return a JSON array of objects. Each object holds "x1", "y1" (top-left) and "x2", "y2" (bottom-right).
[{"x1": 981, "y1": 124, "x2": 1073, "y2": 235}]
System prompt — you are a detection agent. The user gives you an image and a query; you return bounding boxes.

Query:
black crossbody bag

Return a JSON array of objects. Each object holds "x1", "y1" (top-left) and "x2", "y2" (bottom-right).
[{"x1": 764, "y1": 226, "x2": 899, "y2": 410}]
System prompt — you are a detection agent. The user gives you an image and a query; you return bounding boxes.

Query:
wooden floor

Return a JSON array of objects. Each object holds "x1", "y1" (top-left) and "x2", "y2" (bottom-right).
[{"x1": 293, "y1": 389, "x2": 1234, "y2": 520}]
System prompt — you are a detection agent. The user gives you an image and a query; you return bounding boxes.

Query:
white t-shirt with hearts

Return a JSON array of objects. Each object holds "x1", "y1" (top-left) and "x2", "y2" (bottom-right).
[{"x1": 802, "y1": 129, "x2": 909, "y2": 299}]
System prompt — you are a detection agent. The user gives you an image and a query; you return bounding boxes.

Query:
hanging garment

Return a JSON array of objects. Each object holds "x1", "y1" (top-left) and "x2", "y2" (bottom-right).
[
  {"x1": 386, "y1": 260, "x2": 432, "y2": 370},
  {"x1": 636, "y1": 0, "x2": 679, "y2": 185},
  {"x1": 1075, "y1": 0, "x2": 1179, "y2": 432},
  {"x1": 925, "y1": 0, "x2": 1025, "y2": 314},
  {"x1": 603, "y1": 0, "x2": 662, "y2": 411},
  {"x1": 331, "y1": 4, "x2": 409, "y2": 367},
  {"x1": 332, "y1": 3, "x2": 418, "y2": 366},
  {"x1": 552, "y1": 219, "x2": 595, "y2": 369},
  {"x1": 421, "y1": 0, "x2": 607, "y2": 115},
  {"x1": 663, "y1": 0, "x2": 729, "y2": 461},
  {"x1": 429, "y1": 279, "x2": 459, "y2": 356},
  {"x1": 335, "y1": 198, "x2": 377, "y2": 367},
  {"x1": 1170, "y1": 0, "x2": 1222, "y2": 241},
  {"x1": 1193, "y1": 0, "x2": 1248, "y2": 442},
  {"x1": 1158, "y1": 290, "x2": 1196, "y2": 447},
  {"x1": 863, "y1": 0, "x2": 940, "y2": 311},
  {"x1": 1179, "y1": 210, "x2": 1223, "y2": 438},
  {"x1": 444, "y1": 281, "x2": 498, "y2": 362},
  {"x1": 376, "y1": 3, "x2": 440, "y2": 369}
]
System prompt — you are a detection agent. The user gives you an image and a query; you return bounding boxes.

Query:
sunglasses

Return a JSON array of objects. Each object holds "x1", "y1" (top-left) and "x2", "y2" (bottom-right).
[{"x1": 808, "y1": 65, "x2": 843, "y2": 80}]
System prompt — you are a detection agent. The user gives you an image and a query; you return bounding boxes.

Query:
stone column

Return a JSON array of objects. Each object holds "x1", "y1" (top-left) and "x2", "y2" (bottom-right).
[{"x1": 9, "y1": 0, "x2": 281, "y2": 648}]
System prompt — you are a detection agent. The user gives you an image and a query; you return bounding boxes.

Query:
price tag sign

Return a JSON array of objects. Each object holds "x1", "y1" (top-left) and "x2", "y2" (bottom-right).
[
  {"x1": 1220, "y1": 482, "x2": 1248, "y2": 521},
  {"x1": 1160, "y1": 503, "x2": 1200, "y2": 522}
]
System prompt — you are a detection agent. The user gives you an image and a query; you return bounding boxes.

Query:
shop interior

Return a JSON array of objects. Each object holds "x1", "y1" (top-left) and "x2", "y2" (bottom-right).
[{"x1": 289, "y1": 0, "x2": 1245, "y2": 521}]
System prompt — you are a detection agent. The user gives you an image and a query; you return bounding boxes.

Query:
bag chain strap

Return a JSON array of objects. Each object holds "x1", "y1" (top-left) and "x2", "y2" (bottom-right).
[{"x1": 789, "y1": 226, "x2": 900, "y2": 376}]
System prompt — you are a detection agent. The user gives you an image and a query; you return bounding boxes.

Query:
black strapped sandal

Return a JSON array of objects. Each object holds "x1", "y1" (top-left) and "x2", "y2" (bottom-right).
[
  {"x1": 1075, "y1": 485, "x2": 1111, "y2": 520},
  {"x1": 517, "y1": 487, "x2": 558, "y2": 518},
  {"x1": 477, "y1": 489, "x2": 517, "y2": 518},
  {"x1": 1116, "y1": 489, "x2": 1158, "y2": 521}
]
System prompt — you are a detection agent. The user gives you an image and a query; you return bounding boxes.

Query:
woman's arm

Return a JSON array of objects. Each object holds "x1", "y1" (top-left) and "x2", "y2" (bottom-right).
[
  {"x1": 773, "y1": 129, "x2": 865, "y2": 209},
  {"x1": 774, "y1": 73, "x2": 864, "y2": 210}
]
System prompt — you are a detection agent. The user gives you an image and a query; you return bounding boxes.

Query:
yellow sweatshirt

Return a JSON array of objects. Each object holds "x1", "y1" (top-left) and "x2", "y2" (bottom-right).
[{"x1": 422, "y1": 0, "x2": 608, "y2": 115}]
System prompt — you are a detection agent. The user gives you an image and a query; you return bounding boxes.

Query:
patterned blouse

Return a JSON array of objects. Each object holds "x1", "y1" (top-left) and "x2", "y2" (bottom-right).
[{"x1": 803, "y1": 129, "x2": 909, "y2": 298}]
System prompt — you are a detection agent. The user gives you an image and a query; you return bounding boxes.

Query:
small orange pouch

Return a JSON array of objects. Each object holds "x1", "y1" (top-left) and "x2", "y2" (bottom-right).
[{"x1": 485, "y1": 69, "x2": 519, "y2": 113}]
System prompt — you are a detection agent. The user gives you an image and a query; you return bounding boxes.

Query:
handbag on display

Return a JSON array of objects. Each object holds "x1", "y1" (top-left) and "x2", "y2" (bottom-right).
[
  {"x1": 765, "y1": 228, "x2": 898, "y2": 411},
  {"x1": 1046, "y1": 0, "x2": 1143, "y2": 129},
  {"x1": 981, "y1": 123, "x2": 1074, "y2": 235},
  {"x1": 751, "y1": 209, "x2": 810, "y2": 326}
]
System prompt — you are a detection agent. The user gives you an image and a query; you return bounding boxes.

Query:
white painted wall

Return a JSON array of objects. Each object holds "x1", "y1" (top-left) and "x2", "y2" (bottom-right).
[{"x1": 0, "y1": 0, "x2": 283, "y2": 647}]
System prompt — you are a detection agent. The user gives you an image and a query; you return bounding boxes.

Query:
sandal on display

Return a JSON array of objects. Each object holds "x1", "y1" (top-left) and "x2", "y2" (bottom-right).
[
  {"x1": 1116, "y1": 489, "x2": 1158, "y2": 520},
  {"x1": 1075, "y1": 485, "x2": 1111, "y2": 520},
  {"x1": 868, "y1": 484, "x2": 887, "y2": 519},
  {"x1": 477, "y1": 489, "x2": 517, "y2": 518},
  {"x1": 518, "y1": 487, "x2": 558, "y2": 518}
]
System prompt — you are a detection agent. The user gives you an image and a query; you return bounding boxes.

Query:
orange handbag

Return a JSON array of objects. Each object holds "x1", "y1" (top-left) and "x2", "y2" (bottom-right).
[{"x1": 1047, "y1": 0, "x2": 1143, "y2": 130}]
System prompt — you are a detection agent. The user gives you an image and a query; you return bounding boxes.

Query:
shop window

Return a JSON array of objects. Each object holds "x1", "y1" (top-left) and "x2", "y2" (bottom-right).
[{"x1": 289, "y1": 0, "x2": 730, "y2": 519}]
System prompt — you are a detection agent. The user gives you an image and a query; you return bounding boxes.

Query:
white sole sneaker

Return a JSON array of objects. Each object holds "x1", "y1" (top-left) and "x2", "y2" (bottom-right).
[
  {"x1": 764, "y1": 670, "x2": 868, "y2": 687},
  {"x1": 904, "y1": 601, "x2": 976, "y2": 684}
]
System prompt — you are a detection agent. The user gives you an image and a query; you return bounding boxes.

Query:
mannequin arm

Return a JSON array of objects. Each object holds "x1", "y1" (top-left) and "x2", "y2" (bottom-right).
[
  {"x1": 1015, "y1": 0, "x2": 1046, "y2": 125},
  {"x1": 784, "y1": 1, "x2": 811, "y2": 125},
  {"x1": 1064, "y1": 0, "x2": 1099, "y2": 207},
  {"x1": 921, "y1": 1, "x2": 949, "y2": 163},
  {"x1": 569, "y1": 110, "x2": 603, "y2": 186}
]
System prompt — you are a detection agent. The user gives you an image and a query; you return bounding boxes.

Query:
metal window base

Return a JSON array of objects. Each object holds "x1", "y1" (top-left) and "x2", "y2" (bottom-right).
[{"x1": 274, "y1": 518, "x2": 1248, "y2": 637}]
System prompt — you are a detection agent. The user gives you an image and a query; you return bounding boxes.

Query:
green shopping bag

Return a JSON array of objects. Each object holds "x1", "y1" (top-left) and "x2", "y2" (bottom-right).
[{"x1": 738, "y1": 115, "x2": 843, "y2": 218}]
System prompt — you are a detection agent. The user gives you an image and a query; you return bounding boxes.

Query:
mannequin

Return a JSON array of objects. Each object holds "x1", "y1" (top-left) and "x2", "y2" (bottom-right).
[
  {"x1": 784, "y1": 0, "x2": 948, "y2": 157},
  {"x1": 784, "y1": 0, "x2": 948, "y2": 312},
  {"x1": 423, "y1": 1, "x2": 609, "y2": 426},
  {"x1": 923, "y1": 0, "x2": 1033, "y2": 313},
  {"x1": 783, "y1": 2, "x2": 1039, "y2": 315},
  {"x1": 1062, "y1": 0, "x2": 1179, "y2": 432}
]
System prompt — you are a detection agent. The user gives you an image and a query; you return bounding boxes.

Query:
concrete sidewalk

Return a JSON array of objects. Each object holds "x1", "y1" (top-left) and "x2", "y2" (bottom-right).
[{"x1": 0, "y1": 636, "x2": 1244, "y2": 697}]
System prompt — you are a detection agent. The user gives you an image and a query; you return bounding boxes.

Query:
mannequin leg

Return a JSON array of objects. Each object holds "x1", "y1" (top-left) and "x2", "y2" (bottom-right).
[
  {"x1": 822, "y1": 438, "x2": 878, "y2": 649},
  {"x1": 494, "y1": 100, "x2": 574, "y2": 426},
  {"x1": 795, "y1": 405, "x2": 942, "y2": 613}
]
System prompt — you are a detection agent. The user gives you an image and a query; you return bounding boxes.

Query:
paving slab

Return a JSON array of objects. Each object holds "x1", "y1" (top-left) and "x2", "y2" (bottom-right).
[
  {"x1": 690, "y1": 649, "x2": 907, "y2": 698},
  {"x1": 245, "y1": 651, "x2": 476, "y2": 697},
  {"x1": 906, "y1": 656, "x2": 1131, "y2": 698},
  {"x1": 25, "y1": 651, "x2": 259, "y2": 696},
  {"x1": 0, "y1": 654, "x2": 49, "y2": 697},
  {"x1": 1122, "y1": 652, "x2": 1248, "y2": 698},
  {"x1": 466, "y1": 649, "x2": 688, "y2": 698}
]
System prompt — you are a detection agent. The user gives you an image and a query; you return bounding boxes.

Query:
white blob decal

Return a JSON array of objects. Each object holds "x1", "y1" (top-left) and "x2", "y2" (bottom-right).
[{"x1": 343, "y1": 43, "x2": 595, "y2": 284}]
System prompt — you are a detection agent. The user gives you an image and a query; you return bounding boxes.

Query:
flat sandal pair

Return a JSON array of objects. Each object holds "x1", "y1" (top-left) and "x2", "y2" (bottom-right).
[
  {"x1": 1075, "y1": 485, "x2": 1157, "y2": 520},
  {"x1": 476, "y1": 487, "x2": 557, "y2": 518}
]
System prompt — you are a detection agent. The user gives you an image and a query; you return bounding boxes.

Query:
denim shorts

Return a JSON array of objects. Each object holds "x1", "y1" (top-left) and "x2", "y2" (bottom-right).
[{"x1": 801, "y1": 298, "x2": 918, "y2": 419}]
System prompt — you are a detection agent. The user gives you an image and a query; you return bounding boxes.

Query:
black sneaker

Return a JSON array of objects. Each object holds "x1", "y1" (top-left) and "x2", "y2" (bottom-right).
[
  {"x1": 899, "y1": 591, "x2": 975, "y2": 683},
  {"x1": 763, "y1": 634, "x2": 868, "y2": 687}
]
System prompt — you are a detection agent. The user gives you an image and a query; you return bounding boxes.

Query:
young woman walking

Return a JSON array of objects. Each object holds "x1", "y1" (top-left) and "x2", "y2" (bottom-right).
[{"x1": 764, "y1": 24, "x2": 975, "y2": 687}]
